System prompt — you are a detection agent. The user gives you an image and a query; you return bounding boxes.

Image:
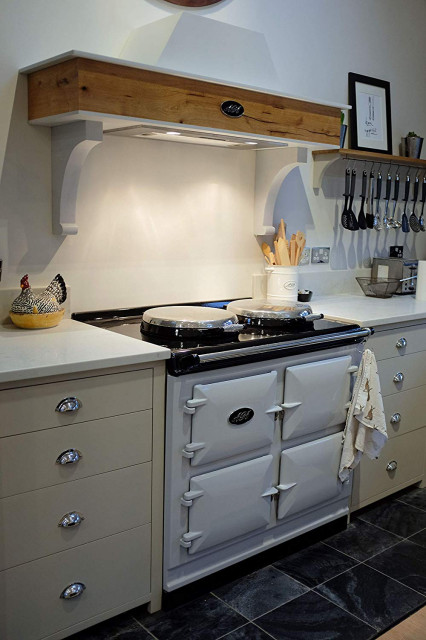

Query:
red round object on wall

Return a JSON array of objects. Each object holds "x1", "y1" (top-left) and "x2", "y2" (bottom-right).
[{"x1": 163, "y1": 0, "x2": 225, "y2": 6}]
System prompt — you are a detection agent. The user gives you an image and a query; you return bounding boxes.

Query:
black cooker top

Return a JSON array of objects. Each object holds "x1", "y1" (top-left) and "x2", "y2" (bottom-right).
[{"x1": 72, "y1": 301, "x2": 371, "y2": 376}]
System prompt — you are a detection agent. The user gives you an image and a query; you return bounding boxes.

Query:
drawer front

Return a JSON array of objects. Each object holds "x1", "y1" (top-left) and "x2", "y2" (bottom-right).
[
  {"x1": 383, "y1": 387, "x2": 426, "y2": 439},
  {"x1": 0, "y1": 526, "x2": 151, "y2": 640},
  {"x1": 0, "y1": 464, "x2": 151, "y2": 570},
  {"x1": 0, "y1": 410, "x2": 152, "y2": 498},
  {"x1": 369, "y1": 324, "x2": 426, "y2": 361},
  {"x1": 377, "y1": 352, "x2": 426, "y2": 396},
  {"x1": 351, "y1": 428, "x2": 425, "y2": 507},
  {"x1": 0, "y1": 369, "x2": 152, "y2": 437}
]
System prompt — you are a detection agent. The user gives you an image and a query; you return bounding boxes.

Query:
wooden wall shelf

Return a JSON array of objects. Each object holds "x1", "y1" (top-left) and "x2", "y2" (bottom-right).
[{"x1": 312, "y1": 149, "x2": 426, "y2": 189}]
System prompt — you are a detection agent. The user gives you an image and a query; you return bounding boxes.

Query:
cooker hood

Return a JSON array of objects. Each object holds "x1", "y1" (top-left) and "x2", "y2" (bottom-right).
[{"x1": 21, "y1": 36, "x2": 349, "y2": 234}]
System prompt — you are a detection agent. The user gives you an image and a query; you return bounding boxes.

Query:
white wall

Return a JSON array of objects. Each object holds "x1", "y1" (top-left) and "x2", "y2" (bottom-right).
[{"x1": 1, "y1": 0, "x2": 426, "y2": 310}]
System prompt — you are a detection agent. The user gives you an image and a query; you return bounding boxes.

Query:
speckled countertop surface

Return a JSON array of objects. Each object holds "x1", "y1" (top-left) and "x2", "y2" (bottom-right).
[{"x1": 0, "y1": 319, "x2": 170, "y2": 384}]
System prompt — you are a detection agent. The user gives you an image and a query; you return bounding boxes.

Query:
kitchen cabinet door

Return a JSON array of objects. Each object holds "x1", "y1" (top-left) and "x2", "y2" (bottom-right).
[
  {"x1": 277, "y1": 432, "x2": 350, "y2": 520},
  {"x1": 182, "y1": 455, "x2": 275, "y2": 554},
  {"x1": 281, "y1": 356, "x2": 352, "y2": 441},
  {"x1": 186, "y1": 372, "x2": 278, "y2": 466}
]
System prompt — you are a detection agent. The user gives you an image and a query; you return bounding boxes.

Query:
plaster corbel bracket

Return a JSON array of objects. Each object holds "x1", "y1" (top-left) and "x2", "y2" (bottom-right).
[
  {"x1": 254, "y1": 146, "x2": 308, "y2": 236},
  {"x1": 51, "y1": 120, "x2": 103, "y2": 235}
]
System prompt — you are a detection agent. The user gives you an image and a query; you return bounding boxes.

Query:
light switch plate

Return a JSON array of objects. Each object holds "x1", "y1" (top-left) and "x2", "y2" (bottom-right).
[{"x1": 311, "y1": 247, "x2": 330, "y2": 264}]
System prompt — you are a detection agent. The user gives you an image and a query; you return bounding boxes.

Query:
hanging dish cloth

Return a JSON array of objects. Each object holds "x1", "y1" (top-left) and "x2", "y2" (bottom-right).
[{"x1": 339, "y1": 348, "x2": 388, "y2": 482}]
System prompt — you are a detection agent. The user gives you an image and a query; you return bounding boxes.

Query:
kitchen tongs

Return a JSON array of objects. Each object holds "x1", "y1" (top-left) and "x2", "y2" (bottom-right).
[
  {"x1": 420, "y1": 175, "x2": 426, "y2": 232},
  {"x1": 365, "y1": 169, "x2": 375, "y2": 229},
  {"x1": 357, "y1": 170, "x2": 367, "y2": 229}
]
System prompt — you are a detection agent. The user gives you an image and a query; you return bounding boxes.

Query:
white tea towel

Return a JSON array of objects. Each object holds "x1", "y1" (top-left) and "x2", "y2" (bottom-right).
[{"x1": 339, "y1": 348, "x2": 387, "y2": 482}]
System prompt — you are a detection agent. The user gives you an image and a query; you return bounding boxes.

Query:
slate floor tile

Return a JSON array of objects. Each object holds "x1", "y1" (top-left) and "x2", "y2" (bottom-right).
[
  {"x1": 315, "y1": 563, "x2": 425, "y2": 631},
  {"x1": 273, "y1": 541, "x2": 358, "y2": 587},
  {"x1": 70, "y1": 611, "x2": 150, "y2": 639},
  {"x1": 322, "y1": 518, "x2": 401, "y2": 561},
  {"x1": 409, "y1": 528, "x2": 426, "y2": 549},
  {"x1": 356, "y1": 500, "x2": 426, "y2": 538},
  {"x1": 255, "y1": 590, "x2": 375, "y2": 640},
  {"x1": 396, "y1": 487, "x2": 426, "y2": 512},
  {"x1": 366, "y1": 540, "x2": 426, "y2": 596},
  {"x1": 212, "y1": 565, "x2": 308, "y2": 620},
  {"x1": 136, "y1": 594, "x2": 246, "y2": 640},
  {"x1": 220, "y1": 623, "x2": 272, "y2": 639}
]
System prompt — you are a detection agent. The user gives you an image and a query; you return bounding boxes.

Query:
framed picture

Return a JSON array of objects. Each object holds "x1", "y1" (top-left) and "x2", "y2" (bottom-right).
[{"x1": 348, "y1": 73, "x2": 392, "y2": 154}]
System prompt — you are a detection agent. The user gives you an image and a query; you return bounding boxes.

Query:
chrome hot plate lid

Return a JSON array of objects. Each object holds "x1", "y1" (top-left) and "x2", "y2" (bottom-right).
[
  {"x1": 227, "y1": 298, "x2": 317, "y2": 320},
  {"x1": 142, "y1": 305, "x2": 238, "y2": 329}
]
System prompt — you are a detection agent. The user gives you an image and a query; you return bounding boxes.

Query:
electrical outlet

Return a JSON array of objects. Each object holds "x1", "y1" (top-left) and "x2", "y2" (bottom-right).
[
  {"x1": 299, "y1": 247, "x2": 310, "y2": 266},
  {"x1": 311, "y1": 247, "x2": 330, "y2": 264}
]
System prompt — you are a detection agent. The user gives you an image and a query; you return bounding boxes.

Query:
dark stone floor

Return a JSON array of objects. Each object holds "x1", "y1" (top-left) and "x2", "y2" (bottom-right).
[{"x1": 71, "y1": 486, "x2": 426, "y2": 640}]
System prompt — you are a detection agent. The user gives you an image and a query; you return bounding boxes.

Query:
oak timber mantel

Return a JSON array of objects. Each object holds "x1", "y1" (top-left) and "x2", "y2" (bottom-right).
[{"x1": 22, "y1": 51, "x2": 347, "y2": 235}]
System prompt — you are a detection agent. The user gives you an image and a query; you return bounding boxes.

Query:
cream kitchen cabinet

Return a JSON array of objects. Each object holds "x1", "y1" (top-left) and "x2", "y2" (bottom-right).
[
  {"x1": 351, "y1": 322, "x2": 426, "y2": 510},
  {"x1": 0, "y1": 361, "x2": 165, "y2": 640}
]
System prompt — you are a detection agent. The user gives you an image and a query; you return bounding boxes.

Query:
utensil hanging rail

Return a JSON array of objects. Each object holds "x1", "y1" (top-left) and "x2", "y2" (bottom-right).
[{"x1": 312, "y1": 149, "x2": 426, "y2": 190}]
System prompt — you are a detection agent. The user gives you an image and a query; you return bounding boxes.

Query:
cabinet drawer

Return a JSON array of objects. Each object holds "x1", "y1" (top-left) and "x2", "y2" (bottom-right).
[
  {"x1": 0, "y1": 526, "x2": 151, "y2": 640},
  {"x1": 0, "y1": 464, "x2": 151, "y2": 570},
  {"x1": 369, "y1": 324, "x2": 426, "y2": 361},
  {"x1": 0, "y1": 369, "x2": 152, "y2": 437},
  {"x1": 351, "y1": 428, "x2": 425, "y2": 508},
  {"x1": 0, "y1": 410, "x2": 152, "y2": 498},
  {"x1": 383, "y1": 387, "x2": 426, "y2": 439},
  {"x1": 377, "y1": 352, "x2": 426, "y2": 396}
]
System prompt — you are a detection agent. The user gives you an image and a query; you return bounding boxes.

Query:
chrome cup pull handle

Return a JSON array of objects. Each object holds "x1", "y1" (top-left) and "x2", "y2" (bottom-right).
[
  {"x1": 60, "y1": 583, "x2": 86, "y2": 599},
  {"x1": 386, "y1": 460, "x2": 398, "y2": 472},
  {"x1": 56, "y1": 449, "x2": 83, "y2": 465},
  {"x1": 56, "y1": 397, "x2": 82, "y2": 413},
  {"x1": 58, "y1": 511, "x2": 85, "y2": 528},
  {"x1": 393, "y1": 372, "x2": 404, "y2": 383},
  {"x1": 390, "y1": 413, "x2": 401, "y2": 424},
  {"x1": 396, "y1": 338, "x2": 407, "y2": 349}
]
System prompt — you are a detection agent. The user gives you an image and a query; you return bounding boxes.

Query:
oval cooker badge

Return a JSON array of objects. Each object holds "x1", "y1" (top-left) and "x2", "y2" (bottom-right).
[
  {"x1": 229, "y1": 408, "x2": 254, "y2": 425},
  {"x1": 221, "y1": 100, "x2": 245, "y2": 118}
]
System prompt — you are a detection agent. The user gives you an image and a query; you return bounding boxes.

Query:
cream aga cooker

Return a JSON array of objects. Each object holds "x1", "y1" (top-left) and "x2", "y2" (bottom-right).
[{"x1": 73, "y1": 300, "x2": 371, "y2": 593}]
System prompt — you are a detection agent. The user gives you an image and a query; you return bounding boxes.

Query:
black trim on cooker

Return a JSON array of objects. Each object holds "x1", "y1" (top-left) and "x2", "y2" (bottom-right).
[{"x1": 167, "y1": 327, "x2": 372, "y2": 375}]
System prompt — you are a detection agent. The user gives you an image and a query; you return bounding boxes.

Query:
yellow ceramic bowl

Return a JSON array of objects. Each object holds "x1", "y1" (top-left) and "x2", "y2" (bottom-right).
[{"x1": 9, "y1": 309, "x2": 65, "y2": 329}]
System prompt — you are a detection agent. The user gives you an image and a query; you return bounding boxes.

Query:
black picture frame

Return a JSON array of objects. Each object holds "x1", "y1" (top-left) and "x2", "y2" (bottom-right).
[{"x1": 348, "y1": 73, "x2": 392, "y2": 154}]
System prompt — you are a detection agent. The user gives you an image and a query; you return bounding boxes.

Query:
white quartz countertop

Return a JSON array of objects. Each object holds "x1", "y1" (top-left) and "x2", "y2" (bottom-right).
[
  {"x1": 310, "y1": 294, "x2": 426, "y2": 327},
  {"x1": 0, "y1": 319, "x2": 170, "y2": 384}
]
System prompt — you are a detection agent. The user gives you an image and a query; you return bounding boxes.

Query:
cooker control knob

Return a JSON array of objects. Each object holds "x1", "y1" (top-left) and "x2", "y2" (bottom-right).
[
  {"x1": 386, "y1": 460, "x2": 398, "y2": 472},
  {"x1": 390, "y1": 413, "x2": 401, "y2": 424},
  {"x1": 396, "y1": 338, "x2": 407, "y2": 349},
  {"x1": 393, "y1": 372, "x2": 404, "y2": 383}
]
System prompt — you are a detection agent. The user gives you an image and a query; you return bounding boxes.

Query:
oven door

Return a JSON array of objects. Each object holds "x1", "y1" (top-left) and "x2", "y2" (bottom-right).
[
  {"x1": 183, "y1": 372, "x2": 278, "y2": 466},
  {"x1": 277, "y1": 432, "x2": 350, "y2": 521},
  {"x1": 281, "y1": 355, "x2": 354, "y2": 442},
  {"x1": 180, "y1": 455, "x2": 276, "y2": 554}
]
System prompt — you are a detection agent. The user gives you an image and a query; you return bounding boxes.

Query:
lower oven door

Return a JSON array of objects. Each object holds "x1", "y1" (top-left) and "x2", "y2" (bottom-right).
[
  {"x1": 180, "y1": 455, "x2": 275, "y2": 555},
  {"x1": 277, "y1": 432, "x2": 350, "y2": 521}
]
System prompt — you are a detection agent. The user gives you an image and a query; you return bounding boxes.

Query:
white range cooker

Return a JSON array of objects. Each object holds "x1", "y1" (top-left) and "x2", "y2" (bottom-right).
[{"x1": 74, "y1": 299, "x2": 371, "y2": 594}]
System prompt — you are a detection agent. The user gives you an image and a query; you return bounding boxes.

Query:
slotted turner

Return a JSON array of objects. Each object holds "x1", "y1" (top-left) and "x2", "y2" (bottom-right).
[
  {"x1": 347, "y1": 168, "x2": 359, "y2": 231},
  {"x1": 401, "y1": 173, "x2": 410, "y2": 233},
  {"x1": 409, "y1": 174, "x2": 420, "y2": 232},
  {"x1": 341, "y1": 168, "x2": 351, "y2": 229}
]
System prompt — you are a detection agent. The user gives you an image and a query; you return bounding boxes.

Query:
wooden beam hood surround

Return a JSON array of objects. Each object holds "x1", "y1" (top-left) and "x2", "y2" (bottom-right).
[
  {"x1": 22, "y1": 52, "x2": 349, "y2": 234},
  {"x1": 26, "y1": 54, "x2": 343, "y2": 145}
]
